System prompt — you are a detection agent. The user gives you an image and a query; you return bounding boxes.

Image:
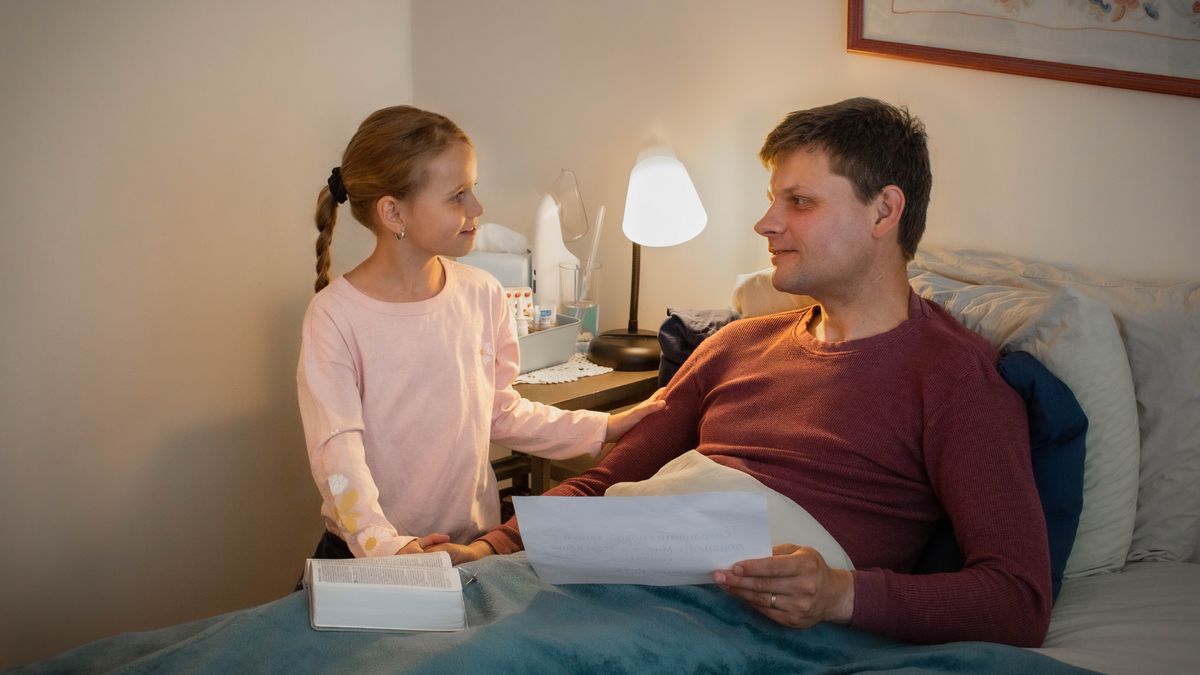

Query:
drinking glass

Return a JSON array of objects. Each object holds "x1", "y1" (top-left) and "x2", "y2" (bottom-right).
[{"x1": 558, "y1": 262, "x2": 600, "y2": 348}]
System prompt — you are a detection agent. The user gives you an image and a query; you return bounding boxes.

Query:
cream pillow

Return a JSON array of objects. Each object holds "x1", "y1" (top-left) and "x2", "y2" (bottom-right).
[
  {"x1": 606, "y1": 450, "x2": 854, "y2": 571},
  {"x1": 731, "y1": 268, "x2": 814, "y2": 317},
  {"x1": 909, "y1": 270, "x2": 1140, "y2": 577},
  {"x1": 914, "y1": 246, "x2": 1200, "y2": 562}
]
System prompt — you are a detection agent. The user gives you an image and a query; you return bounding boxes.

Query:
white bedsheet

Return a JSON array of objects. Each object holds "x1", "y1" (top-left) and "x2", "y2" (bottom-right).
[
  {"x1": 1032, "y1": 561, "x2": 1200, "y2": 674},
  {"x1": 604, "y1": 450, "x2": 854, "y2": 571}
]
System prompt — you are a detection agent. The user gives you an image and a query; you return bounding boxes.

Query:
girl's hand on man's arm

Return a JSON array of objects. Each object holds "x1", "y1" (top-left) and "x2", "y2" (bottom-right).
[{"x1": 605, "y1": 388, "x2": 667, "y2": 442}]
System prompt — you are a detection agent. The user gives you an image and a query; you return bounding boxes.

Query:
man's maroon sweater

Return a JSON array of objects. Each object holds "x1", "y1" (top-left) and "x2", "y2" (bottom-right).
[{"x1": 482, "y1": 292, "x2": 1052, "y2": 646}]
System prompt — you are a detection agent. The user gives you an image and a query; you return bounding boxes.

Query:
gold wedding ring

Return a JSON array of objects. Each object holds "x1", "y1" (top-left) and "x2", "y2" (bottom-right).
[{"x1": 769, "y1": 593, "x2": 777, "y2": 609}]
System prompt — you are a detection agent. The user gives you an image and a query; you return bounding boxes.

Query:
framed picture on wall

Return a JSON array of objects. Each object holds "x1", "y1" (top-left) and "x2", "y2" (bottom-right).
[{"x1": 847, "y1": 0, "x2": 1200, "y2": 98}]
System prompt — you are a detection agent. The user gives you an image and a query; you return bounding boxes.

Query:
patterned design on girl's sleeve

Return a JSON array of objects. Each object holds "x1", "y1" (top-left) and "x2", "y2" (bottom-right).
[{"x1": 328, "y1": 473, "x2": 367, "y2": 548}]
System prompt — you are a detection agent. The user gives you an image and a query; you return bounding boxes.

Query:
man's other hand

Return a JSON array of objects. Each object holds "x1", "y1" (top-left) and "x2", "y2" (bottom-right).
[{"x1": 712, "y1": 543, "x2": 855, "y2": 628}]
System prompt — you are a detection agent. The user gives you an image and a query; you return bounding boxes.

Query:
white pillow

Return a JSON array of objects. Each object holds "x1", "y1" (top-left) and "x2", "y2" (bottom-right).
[
  {"x1": 909, "y1": 270, "x2": 1140, "y2": 577},
  {"x1": 731, "y1": 268, "x2": 814, "y2": 317},
  {"x1": 605, "y1": 450, "x2": 854, "y2": 571},
  {"x1": 914, "y1": 246, "x2": 1200, "y2": 562}
]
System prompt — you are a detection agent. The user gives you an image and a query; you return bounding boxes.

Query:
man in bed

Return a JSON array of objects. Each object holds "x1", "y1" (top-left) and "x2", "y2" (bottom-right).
[{"x1": 433, "y1": 97, "x2": 1052, "y2": 647}]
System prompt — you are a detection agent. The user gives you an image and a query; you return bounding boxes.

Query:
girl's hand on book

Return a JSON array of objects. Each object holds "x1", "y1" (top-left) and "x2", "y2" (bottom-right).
[
  {"x1": 605, "y1": 388, "x2": 667, "y2": 442},
  {"x1": 426, "y1": 540, "x2": 495, "y2": 565},
  {"x1": 396, "y1": 533, "x2": 451, "y2": 555}
]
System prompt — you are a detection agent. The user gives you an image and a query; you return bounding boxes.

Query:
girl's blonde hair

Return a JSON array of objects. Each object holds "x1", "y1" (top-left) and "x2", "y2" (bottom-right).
[{"x1": 314, "y1": 106, "x2": 472, "y2": 292}]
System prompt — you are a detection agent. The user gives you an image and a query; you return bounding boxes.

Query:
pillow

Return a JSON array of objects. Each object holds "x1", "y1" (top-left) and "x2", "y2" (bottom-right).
[
  {"x1": 914, "y1": 350, "x2": 1087, "y2": 601},
  {"x1": 605, "y1": 450, "x2": 855, "y2": 571},
  {"x1": 914, "y1": 246, "x2": 1200, "y2": 562},
  {"x1": 658, "y1": 308, "x2": 739, "y2": 387},
  {"x1": 999, "y1": 351, "x2": 1088, "y2": 597},
  {"x1": 731, "y1": 268, "x2": 813, "y2": 317},
  {"x1": 909, "y1": 271, "x2": 1140, "y2": 578}
]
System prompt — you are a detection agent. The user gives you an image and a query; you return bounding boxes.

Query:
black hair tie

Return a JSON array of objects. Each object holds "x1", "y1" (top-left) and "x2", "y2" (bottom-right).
[{"x1": 327, "y1": 167, "x2": 348, "y2": 204}]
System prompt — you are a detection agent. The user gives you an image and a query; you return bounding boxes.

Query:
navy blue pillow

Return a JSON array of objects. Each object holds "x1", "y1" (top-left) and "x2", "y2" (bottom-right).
[
  {"x1": 658, "y1": 309, "x2": 739, "y2": 387},
  {"x1": 913, "y1": 350, "x2": 1087, "y2": 601}
]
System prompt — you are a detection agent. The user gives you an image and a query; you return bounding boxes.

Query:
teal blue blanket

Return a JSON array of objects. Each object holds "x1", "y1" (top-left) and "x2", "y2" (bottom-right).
[{"x1": 18, "y1": 554, "x2": 1092, "y2": 674}]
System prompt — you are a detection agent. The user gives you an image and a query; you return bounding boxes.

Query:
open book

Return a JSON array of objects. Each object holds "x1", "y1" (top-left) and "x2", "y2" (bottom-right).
[{"x1": 304, "y1": 551, "x2": 466, "y2": 632}]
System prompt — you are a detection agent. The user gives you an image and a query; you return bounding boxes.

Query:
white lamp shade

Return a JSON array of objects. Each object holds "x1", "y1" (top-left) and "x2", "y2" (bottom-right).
[{"x1": 621, "y1": 148, "x2": 707, "y2": 248}]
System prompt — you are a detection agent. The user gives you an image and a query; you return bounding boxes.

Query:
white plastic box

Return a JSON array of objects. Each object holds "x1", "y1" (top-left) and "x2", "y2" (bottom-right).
[{"x1": 518, "y1": 314, "x2": 580, "y2": 373}]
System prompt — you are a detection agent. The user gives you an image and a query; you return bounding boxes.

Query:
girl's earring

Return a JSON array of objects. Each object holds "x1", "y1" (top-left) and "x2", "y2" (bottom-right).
[{"x1": 395, "y1": 229, "x2": 406, "y2": 242}]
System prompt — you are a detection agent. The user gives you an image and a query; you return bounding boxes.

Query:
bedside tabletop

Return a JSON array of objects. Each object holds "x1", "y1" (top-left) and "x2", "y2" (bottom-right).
[{"x1": 515, "y1": 368, "x2": 659, "y2": 411}]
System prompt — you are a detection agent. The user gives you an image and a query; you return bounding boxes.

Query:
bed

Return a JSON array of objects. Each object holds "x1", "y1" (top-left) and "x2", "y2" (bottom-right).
[
  {"x1": 917, "y1": 246, "x2": 1200, "y2": 674},
  {"x1": 16, "y1": 247, "x2": 1200, "y2": 673},
  {"x1": 16, "y1": 551, "x2": 1092, "y2": 674}
]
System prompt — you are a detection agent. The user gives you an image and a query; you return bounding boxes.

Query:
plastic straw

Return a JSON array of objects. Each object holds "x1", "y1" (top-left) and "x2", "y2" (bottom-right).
[{"x1": 581, "y1": 204, "x2": 604, "y2": 299}]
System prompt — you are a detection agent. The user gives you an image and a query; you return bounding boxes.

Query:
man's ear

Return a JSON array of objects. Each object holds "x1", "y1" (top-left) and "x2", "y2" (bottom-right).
[
  {"x1": 871, "y1": 185, "x2": 905, "y2": 239},
  {"x1": 375, "y1": 196, "x2": 406, "y2": 237}
]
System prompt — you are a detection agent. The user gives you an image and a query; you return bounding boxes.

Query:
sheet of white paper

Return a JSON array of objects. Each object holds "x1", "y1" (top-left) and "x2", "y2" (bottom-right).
[{"x1": 513, "y1": 492, "x2": 771, "y2": 586}]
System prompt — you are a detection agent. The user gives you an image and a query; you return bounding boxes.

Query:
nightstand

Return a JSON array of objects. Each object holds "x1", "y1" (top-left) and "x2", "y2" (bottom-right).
[{"x1": 491, "y1": 368, "x2": 659, "y2": 496}]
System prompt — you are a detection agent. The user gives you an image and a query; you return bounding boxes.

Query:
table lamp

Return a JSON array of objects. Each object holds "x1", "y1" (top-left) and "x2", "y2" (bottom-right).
[{"x1": 587, "y1": 146, "x2": 706, "y2": 370}]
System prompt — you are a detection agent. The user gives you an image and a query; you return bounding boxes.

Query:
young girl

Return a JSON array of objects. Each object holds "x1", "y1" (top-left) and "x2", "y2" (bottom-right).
[{"x1": 297, "y1": 106, "x2": 662, "y2": 560}]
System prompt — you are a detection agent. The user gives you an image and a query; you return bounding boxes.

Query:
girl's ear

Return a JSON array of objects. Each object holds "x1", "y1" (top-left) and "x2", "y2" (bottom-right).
[
  {"x1": 871, "y1": 185, "x2": 905, "y2": 239},
  {"x1": 375, "y1": 196, "x2": 407, "y2": 237}
]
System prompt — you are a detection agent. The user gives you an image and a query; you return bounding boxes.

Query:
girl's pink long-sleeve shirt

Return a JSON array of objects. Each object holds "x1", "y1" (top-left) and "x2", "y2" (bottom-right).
[{"x1": 297, "y1": 259, "x2": 606, "y2": 557}]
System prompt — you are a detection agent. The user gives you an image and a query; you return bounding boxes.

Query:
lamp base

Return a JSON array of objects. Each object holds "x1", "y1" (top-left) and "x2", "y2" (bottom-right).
[{"x1": 587, "y1": 330, "x2": 660, "y2": 371}]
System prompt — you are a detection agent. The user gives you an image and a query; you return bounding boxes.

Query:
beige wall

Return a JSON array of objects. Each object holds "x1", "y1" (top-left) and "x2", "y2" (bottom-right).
[
  {"x1": 413, "y1": 0, "x2": 1199, "y2": 335},
  {"x1": 2, "y1": 0, "x2": 1197, "y2": 668},
  {"x1": 0, "y1": 0, "x2": 411, "y2": 666}
]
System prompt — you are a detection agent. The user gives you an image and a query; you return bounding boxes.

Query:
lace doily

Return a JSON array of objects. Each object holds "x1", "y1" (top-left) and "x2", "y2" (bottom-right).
[{"x1": 514, "y1": 353, "x2": 613, "y2": 384}]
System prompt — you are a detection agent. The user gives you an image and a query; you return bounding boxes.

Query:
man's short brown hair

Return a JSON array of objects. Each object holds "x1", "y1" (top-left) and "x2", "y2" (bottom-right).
[{"x1": 760, "y1": 97, "x2": 931, "y2": 260}]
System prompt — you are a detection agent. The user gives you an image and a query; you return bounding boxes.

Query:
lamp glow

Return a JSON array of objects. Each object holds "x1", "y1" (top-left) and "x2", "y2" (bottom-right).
[
  {"x1": 587, "y1": 146, "x2": 706, "y2": 371},
  {"x1": 622, "y1": 148, "x2": 707, "y2": 248}
]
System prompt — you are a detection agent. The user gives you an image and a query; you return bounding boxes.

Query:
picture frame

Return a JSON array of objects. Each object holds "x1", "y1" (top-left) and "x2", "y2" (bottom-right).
[{"x1": 847, "y1": 0, "x2": 1200, "y2": 98}]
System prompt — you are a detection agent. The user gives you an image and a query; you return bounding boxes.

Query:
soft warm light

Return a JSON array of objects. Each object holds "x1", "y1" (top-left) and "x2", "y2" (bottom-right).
[{"x1": 621, "y1": 147, "x2": 707, "y2": 248}]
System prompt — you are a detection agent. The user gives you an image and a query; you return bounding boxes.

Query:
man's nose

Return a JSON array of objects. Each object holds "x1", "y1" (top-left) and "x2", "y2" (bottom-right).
[{"x1": 754, "y1": 204, "x2": 780, "y2": 237}]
